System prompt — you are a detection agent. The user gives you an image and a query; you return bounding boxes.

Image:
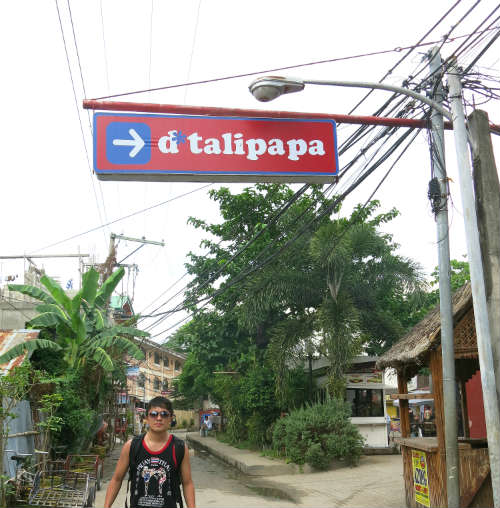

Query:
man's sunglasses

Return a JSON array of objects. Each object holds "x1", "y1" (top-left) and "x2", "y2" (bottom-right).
[{"x1": 148, "y1": 410, "x2": 171, "y2": 419}]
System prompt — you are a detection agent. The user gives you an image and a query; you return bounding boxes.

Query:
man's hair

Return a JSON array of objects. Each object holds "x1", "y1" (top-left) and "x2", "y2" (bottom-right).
[{"x1": 146, "y1": 396, "x2": 173, "y2": 415}]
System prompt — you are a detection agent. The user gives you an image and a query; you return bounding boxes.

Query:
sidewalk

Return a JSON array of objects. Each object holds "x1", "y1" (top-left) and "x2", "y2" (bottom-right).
[{"x1": 187, "y1": 432, "x2": 406, "y2": 507}]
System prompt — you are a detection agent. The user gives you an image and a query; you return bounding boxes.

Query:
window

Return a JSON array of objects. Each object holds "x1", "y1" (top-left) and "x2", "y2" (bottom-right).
[
  {"x1": 154, "y1": 352, "x2": 160, "y2": 365},
  {"x1": 346, "y1": 388, "x2": 384, "y2": 417},
  {"x1": 163, "y1": 357, "x2": 169, "y2": 368},
  {"x1": 138, "y1": 373, "x2": 146, "y2": 388},
  {"x1": 154, "y1": 378, "x2": 160, "y2": 390},
  {"x1": 162, "y1": 379, "x2": 168, "y2": 391},
  {"x1": 149, "y1": 352, "x2": 153, "y2": 359},
  {"x1": 174, "y1": 360, "x2": 181, "y2": 371}
]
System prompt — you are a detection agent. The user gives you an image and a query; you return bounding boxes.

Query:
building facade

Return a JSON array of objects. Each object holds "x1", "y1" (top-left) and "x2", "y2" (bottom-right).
[
  {"x1": 126, "y1": 337, "x2": 186, "y2": 408},
  {"x1": 310, "y1": 355, "x2": 390, "y2": 447}
]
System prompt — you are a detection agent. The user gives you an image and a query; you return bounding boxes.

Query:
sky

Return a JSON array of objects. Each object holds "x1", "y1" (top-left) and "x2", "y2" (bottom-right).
[{"x1": 1, "y1": 0, "x2": 499, "y2": 340}]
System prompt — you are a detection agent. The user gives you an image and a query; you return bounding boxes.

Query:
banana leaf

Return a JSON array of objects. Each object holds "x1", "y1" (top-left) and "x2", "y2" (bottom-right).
[
  {"x1": 40, "y1": 275, "x2": 73, "y2": 313},
  {"x1": 95, "y1": 267, "x2": 125, "y2": 308},
  {"x1": 81, "y1": 269, "x2": 99, "y2": 306},
  {"x1": 35, "y1": 304, "x2": 69, "y2": 321},
  {"x1": 0, "y1": 339, "x2": 62, "y2": 364},
  {"x1": 97, "y1": 326, "x2": 149, "y2": 339},
  {"x1": 92, "y1": 347, "x2": 114, "y2": 371},
  {"x1": 28, "y1": 312, "x2": 61, "y2": 329},
  {"x1": 7, "y1": 284, "x2": 57, "y2": 305},
  {"x1": 92, "y1": 335, "x2": 145, "y2": 361}
]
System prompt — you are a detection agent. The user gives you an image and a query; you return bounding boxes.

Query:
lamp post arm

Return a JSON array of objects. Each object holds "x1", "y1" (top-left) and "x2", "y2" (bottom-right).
[{"x1": 303, "y1": 79, "x2": 452, "y2": 120}]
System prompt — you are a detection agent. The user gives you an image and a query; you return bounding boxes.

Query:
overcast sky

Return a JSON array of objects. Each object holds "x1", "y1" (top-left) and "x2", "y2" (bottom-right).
[{"x1": 1, "y1": 0, "x2": 499, "y2": 339}]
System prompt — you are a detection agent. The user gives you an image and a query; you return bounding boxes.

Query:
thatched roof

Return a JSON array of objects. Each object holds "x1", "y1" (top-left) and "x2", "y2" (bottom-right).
[{"x1": 376, "y1": 282, "x2": 472, "y2": 371}]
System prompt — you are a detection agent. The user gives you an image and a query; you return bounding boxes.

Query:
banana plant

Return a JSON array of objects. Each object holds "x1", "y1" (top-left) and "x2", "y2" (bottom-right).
[{"x1": 0, "y1": 267, "x2": 146, "y2": 370}]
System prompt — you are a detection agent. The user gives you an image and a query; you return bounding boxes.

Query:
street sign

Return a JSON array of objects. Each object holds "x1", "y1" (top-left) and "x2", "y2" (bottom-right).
[{"x1": 93, "y1": 112, "x2": 338, "y2": 183}]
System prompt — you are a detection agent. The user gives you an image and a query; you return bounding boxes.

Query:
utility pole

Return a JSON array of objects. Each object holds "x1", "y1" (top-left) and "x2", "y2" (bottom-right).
[
  {"x1": 469, "y1": 109, "x2": 500, "y2": 406},
  {"x1": 447, "y1": 64, "x2": 500, "y2": 508},
  {"x1": 428, "y1": 47, "x2": 459, "y2": 507},
  {"x1": 99, "y1": 233, "x2": 165, "y2": 282}
]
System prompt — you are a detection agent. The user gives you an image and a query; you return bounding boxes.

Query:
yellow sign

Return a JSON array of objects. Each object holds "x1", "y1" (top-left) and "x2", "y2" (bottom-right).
[{"x1": 412, "y1": 450, "x2": 430, "y2": 507}]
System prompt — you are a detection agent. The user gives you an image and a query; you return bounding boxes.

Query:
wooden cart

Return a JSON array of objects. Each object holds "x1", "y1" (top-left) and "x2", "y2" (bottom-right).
[
  {"x1": 29, "y1": 470, "x2": 94, "y2": 508},
  {"x1": 377, "y1": 283, "x2": 493, "y2": 507},
  {"x1": 65, "y1": 455, "x2": 103, "y2": 491}
]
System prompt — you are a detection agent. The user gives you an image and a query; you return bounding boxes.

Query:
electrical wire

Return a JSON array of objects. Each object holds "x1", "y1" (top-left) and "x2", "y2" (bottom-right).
[
  {"x1": 149, "y1": 127, "x2": 419, "y2": 338},
  {"x1": 66, "y1": 0, "x2": 110, "y2": 234},
  {"x1": 87, "y1": 25, "x2": 497, "y2": 101},
  {"x1": 32, "y1": 183, "x2": 212, "y2": 253},
  {"x1": 54, "y1": 0, "x2": 108, "y2": 249},
  {"x1": 141, "y1": 10, "x2": 500, "y2": 334},
  {"x1": 140, "y1": 96, "x2": 429, "y2": 328},
  {"x1": 145, "y1": 120, "x2": 419, "y2": 331},
  {"x1": 346, "y1": 0, "x2": 464, "y2": 114}
]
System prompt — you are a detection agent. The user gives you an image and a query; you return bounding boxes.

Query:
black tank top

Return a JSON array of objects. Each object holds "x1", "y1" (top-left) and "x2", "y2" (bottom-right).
[{"x1": 130, "y1": 435, "x2": 179, "y2": 508}]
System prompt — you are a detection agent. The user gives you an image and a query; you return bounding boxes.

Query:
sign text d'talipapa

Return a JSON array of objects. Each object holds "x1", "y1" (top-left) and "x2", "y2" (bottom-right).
[{"x1": 93, "y1": 112, "x2": 338, "y2": 183}]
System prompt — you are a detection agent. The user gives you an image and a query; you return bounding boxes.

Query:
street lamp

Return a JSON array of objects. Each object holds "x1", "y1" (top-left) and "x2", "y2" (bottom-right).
[
  {"x1": 249, "y1": 71, "x2": 500, "y2": 508},
  {"x1": 249, "y1": 75, "x2": 451, "y2": 118}
]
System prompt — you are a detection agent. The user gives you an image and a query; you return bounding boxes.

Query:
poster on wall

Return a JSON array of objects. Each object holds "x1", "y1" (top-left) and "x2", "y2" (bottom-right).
[{"x1": 411, "y1": 450, "x2": 430, "y2": 507}]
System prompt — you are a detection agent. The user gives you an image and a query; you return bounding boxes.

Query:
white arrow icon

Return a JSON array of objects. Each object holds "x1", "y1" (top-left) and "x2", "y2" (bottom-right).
[{"x1": 112, "y1": 129, "x2": 145, "y2": 158}]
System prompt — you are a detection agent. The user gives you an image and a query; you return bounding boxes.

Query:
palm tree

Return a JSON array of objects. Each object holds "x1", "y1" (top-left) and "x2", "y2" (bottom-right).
[
  {"x1": 245, "y1": 201, "x2": 425, "y2": 398},
  {"x1": 0, "y1": 267, "x2": 146, "y2": 370}
]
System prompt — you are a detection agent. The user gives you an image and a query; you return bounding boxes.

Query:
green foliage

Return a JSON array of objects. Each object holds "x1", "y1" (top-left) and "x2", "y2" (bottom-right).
[
  {"x1": 271, "y1": 399, "x2": 364, "y2": 469},
  {"x1": 387, "y1": 257, "x2": 471, "y2": 336},
  {"x1": 4, "y1": 267, "x2": 146, "y2": 371},
  {"x1": 0, "y1": 364, "x2": 48, "y2": 507},
  {"x1": 49, "y1": 372, "x2": 100, "y2": 453},
  {"x1": 174, "y1": 185, "x2": 426, "y2": 452}
]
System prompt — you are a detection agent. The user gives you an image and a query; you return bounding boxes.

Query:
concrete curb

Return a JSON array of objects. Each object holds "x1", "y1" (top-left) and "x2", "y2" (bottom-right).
[{"x1": 186, "y1": 433, "x2": 311, "y2": 476}]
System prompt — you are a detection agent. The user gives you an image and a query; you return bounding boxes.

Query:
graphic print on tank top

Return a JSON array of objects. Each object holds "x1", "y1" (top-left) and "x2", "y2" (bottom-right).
[{"x1": 131, "y1": 435, "x2": 178, "y2": 508}]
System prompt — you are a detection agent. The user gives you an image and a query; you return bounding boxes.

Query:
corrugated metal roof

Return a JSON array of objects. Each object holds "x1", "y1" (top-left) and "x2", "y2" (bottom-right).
[{"x1": 0, "y1": 329, "x2": 40, "y2": 374}]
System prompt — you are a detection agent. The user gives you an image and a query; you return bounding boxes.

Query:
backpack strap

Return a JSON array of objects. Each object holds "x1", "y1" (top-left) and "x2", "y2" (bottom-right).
[
  {"x1": 172, "y1": 435, "x2": 185, "y2": 508},
  {"x1": 125, "y1": 434, "x2": 145, "y2": 508}
]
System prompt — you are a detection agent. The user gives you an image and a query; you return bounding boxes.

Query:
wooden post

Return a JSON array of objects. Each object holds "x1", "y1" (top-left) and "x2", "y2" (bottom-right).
[
  {"x1": 430, "y1": 350, "x2": 445, "y2": 451},
  {"x1": 469, "y1": 109, "x2": 500, "y2": 407},
  {"x1": 460, "y1": 379, "x2": 470, "y2": 438},
  {"x1": 397, "y1": 369, "x2": 410, "y2": 438}
]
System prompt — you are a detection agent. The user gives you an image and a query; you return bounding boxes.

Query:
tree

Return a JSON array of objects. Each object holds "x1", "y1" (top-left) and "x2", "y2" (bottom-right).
[
  {"x1": 178, "y1": 184, "x2": 425, "y2": 414},
  {"x1": 0, "y1": 267, "x2": 146, "y2": 371},
  {"x1": 241, "y1": 200, "x2": 426, "y2": 396}
]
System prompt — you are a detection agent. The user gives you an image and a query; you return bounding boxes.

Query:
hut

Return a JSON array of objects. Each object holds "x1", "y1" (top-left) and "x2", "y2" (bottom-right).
[{"x1": 376, "y1": 283, "x2": 492, "y2": 507}]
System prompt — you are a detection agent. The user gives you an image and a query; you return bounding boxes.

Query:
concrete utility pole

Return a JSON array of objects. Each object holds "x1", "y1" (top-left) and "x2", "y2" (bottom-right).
[
  {"x1": 428, "y1": 47, "x2": 459, "y2": 508},
  {"x1": 447, "y1": 65, "x2": 500, "y2": 508},
  {"x1": 99, "y1": 233, "x2": 165, "y2": 282},
  {"x1": 469, "y1": 109, "x2": 500, "y2": 405}
]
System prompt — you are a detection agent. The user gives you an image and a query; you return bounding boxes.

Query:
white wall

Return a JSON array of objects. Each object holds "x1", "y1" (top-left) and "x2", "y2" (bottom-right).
[{"x1": 351, "y1": 417, "x2": 388, "y2": 447}]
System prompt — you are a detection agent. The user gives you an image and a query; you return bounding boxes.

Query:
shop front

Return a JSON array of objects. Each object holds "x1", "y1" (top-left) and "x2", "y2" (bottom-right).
[
  {"x1": 377, "y1": 283, "x2": 492, "y2": 507},
  {"x1": 311, "y1": 356, "x2": 391, "y2": 448}
]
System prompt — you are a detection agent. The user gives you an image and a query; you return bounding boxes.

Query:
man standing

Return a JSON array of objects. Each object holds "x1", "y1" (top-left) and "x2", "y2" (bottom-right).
[{"x1": 104, "y1": 396, "x2": 195, "y2": 508}]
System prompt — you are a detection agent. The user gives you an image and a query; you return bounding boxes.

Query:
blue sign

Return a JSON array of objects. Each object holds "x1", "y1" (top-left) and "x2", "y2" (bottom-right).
[{"x1": 106, "y1": 122, "x2": 151, "y2": 164}]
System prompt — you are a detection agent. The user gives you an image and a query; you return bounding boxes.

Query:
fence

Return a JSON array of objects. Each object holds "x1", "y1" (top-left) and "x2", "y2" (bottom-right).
[{"x1": 174, "y1": 410, "x2": 198, "y2": 429}]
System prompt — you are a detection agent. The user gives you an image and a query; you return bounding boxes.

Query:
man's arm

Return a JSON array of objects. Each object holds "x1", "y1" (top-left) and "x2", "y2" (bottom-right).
[
  {"x1": 180, "y1": 443, "x2": 196, "y2": 508},
  {"x1": 103, "y1": 439, "x2": 131, "y2": 508}
]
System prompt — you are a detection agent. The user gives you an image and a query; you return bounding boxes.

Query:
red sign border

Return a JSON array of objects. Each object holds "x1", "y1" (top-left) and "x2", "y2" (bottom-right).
[{"x1": 93, "y1": 112, "x2": 339, "y2": 183}]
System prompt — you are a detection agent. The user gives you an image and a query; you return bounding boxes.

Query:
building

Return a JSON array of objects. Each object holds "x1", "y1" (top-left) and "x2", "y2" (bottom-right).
[
  {"x1": 0, "y1": 267, "x2": 43, "y2": 329},
  {"x1": 310, "y1": 355, "x2": 390, "y2": 447},
  {"x1": 126, "y1": 337, "x2": 186, "y2": 408}
]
